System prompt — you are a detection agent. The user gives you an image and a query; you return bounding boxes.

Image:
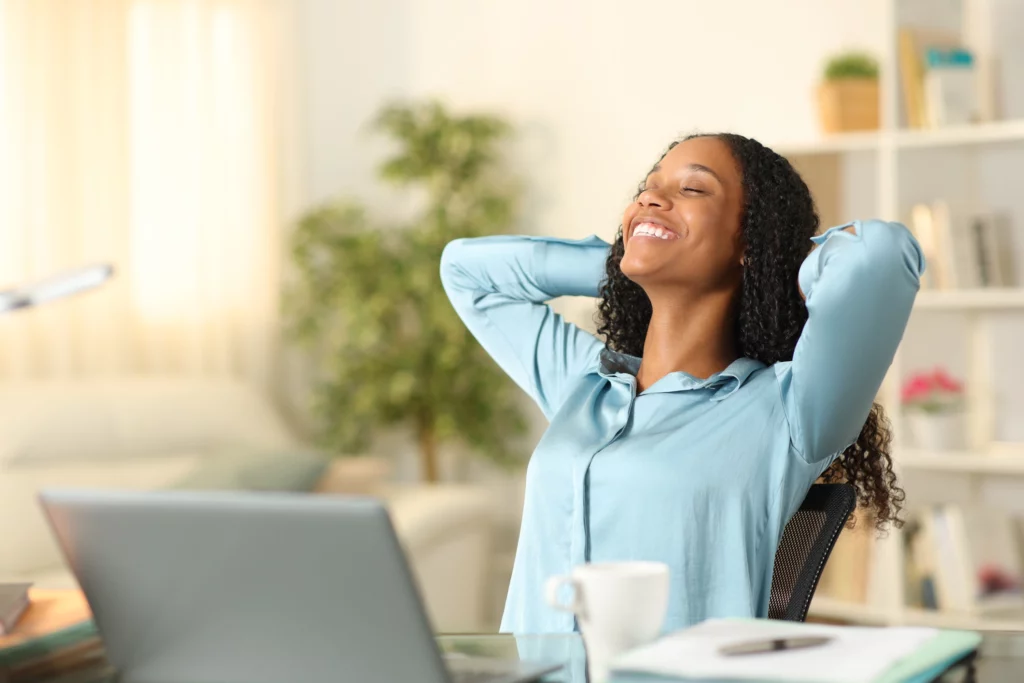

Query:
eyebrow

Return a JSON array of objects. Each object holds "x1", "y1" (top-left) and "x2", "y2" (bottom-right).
[{"x1": 649, "y1": 163, "x2": 723, "y2": 183}]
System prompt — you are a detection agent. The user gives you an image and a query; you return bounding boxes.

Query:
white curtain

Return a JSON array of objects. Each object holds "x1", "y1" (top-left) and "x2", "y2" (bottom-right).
[{"x1": 0, "y1": 0, "x2": 297, "y2": 390}]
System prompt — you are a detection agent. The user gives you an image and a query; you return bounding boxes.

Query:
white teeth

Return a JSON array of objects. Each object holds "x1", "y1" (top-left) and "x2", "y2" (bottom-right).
[{"x1": 634, "y1": 222, "x2": 675, "y2": 239}]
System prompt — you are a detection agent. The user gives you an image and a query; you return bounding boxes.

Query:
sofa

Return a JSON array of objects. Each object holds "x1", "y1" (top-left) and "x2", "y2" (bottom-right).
[{"x1": 0, "y1": 377, "x2": 500, "y2": 632}]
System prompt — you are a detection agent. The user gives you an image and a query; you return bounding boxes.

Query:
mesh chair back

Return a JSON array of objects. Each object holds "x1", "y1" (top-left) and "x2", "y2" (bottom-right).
[{"x1": 768, "y1": 483, "x2": 857, "y2": 621}]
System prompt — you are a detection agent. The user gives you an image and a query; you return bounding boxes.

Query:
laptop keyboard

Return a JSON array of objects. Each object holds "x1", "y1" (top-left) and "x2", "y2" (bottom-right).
[
  {"x1": 446, "y1": 655, "x2": 537, "y2": 683},
  {"x1": 450, "y1": 668, "x2": 512, "y2": 683}
]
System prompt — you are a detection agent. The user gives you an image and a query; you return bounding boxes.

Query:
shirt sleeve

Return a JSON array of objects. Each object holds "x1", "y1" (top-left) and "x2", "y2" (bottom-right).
[
  {"x1": 440, "y1": 234, "x2": 610, "y2": 419},
  {"x1": 777, "y1": 219, "x2": 925, "y2": 463}
]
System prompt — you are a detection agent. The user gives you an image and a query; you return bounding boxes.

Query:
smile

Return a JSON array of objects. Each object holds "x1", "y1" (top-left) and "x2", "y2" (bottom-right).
[{"x1": 631, "y1": 221, "x2": 680, "y2": 241}]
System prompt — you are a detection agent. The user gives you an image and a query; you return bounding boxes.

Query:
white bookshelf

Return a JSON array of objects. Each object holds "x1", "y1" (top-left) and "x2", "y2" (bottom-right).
[{"x1": 791, "y1": 0, "x2": 1024, "y2": 632}]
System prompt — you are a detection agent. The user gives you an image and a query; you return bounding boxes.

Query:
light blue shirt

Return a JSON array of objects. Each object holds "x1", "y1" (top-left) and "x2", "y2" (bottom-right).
[{"x1": 440, "y1": 220, "x2": 924, "y2": 634}]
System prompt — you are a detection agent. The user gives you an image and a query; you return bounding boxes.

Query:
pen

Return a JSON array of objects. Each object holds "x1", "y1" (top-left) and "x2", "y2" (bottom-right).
[{"x1": 718, "y1": 636, "x2": 833, "y2": 656}]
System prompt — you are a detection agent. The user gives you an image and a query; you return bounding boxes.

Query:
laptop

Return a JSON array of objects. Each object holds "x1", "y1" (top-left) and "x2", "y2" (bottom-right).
[{"x1": 39, "y1": 489, "x2": 559, "y2": 683}]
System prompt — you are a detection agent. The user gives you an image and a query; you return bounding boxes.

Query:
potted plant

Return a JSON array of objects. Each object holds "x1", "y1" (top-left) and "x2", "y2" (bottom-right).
[
  {"x1": 283, "y1": 101, "x2": 529, "y2": 483},
  {"x1": 817, "y1": 51, "x2": 880, "y2": 133},
  {"x1": 901, "y1": 367, "x2": 967, "y2": 452}
]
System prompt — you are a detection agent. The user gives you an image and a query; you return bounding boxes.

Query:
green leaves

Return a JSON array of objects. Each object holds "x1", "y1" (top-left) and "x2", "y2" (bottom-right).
[
  {"x1": 823, "y1": 51, "x2": 879, "y2": 81},
  {"x1": 376, "y1": 101, "x2": 510, "y2": 194},
  {"x1": 283, "y1": 101, "x2": 528, "y2": 474}
]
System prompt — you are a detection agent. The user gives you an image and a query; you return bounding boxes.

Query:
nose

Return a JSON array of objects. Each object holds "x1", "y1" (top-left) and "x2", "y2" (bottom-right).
[{"x1": 637, "y1": 187, "x2": 669, "y2": 209}]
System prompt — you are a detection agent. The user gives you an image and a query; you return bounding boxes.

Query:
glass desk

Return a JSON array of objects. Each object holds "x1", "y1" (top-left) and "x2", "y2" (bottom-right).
[
  {"x1": 7, "y1": 631, "x2": 1023, "y2": 682},
  {"x1": 438, "y1": 633, "x2": 1015, "y2": 683}
]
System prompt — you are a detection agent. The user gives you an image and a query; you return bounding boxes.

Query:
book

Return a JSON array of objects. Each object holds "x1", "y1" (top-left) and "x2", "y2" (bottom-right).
[
  {"x1": 932, "y1": 200, "x2": 986, "y2": 289},
  {"x1": 971, "y1": 212, "x2": 1016, "y2": 287},
  {"x1": 899, "y1": 29, "x2": 927, "y2": 129},
  {"x1": 931, "y1": 506, "x2": 973, "y2": 612},
  {"x1": 0, "y1": 584, "x2": 31, "y2": 636},
  {"x1": 909, "y1": 203, "x2": 941, "y2": 288},
  {"x1": 923, "y1": 47, "x2": 978, "y2": 127}
]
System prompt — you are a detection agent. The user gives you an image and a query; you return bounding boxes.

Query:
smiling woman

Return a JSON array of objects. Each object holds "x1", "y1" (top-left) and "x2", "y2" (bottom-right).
[{"x1": 441, "y1": 132, "x2": 925, "y2": 634}]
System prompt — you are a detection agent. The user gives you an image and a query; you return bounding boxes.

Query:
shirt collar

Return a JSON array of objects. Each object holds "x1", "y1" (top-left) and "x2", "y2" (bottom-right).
[{"x1": 596, "y1": 349, "x2": 764, "y2": 401}]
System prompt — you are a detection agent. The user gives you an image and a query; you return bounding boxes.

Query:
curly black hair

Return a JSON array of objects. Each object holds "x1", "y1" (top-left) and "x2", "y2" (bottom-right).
[{"x1": 596, "y1": 132, "x2": 903, "y2": 531}]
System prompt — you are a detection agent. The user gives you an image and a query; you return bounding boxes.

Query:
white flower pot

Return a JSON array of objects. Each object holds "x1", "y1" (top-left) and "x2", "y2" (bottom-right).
[{"x1": 905, "y1": 411, "x2": 967, "y2": 452}]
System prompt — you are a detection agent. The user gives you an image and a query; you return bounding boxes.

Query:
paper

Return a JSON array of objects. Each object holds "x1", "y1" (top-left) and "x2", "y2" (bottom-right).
[{"x1": 611, "y1": 619, "x2": 938, "y2": 683}]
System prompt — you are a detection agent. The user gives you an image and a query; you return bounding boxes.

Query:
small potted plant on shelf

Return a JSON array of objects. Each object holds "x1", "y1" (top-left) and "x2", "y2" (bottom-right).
[
  {"x1": 817, "y1": 50, "x2": 880, "y2": 134},
  {"x1": 901, "y1": 366, "x2": 967, "y2": 451}
]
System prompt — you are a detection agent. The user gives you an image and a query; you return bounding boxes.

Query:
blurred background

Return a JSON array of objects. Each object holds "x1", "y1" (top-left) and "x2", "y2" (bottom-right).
[{"x1": 2, "y1": 0, "x2": 1024, "y2": 635}]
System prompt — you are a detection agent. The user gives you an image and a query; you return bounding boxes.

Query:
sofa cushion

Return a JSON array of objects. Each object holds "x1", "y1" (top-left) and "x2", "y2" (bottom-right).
[
  {"x1": 0, "y1": 455, "x2": 200, "y2": 576},
  {"x1": 169, "y1": 448, "x2": 328, "y2": 492},
  {"x1": 0, "y1": 448, "x2": 327, "y2": 580},
  {"x1": 0, "y1": 378, "x2": 297, "y2": 465}
]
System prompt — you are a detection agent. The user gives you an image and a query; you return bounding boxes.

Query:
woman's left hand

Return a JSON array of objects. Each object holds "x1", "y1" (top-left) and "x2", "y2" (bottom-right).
[{"x1": 799, "y1": 225, "x2": 857, "y2": 300}]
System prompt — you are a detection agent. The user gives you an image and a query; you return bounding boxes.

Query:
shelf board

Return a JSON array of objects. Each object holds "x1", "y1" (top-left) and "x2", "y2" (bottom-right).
[
  {"x1": 775, "y1": 118, "x2": 1024, "y2": 157},
  {"x1": 808, "y1": 598, "x2": 1024, "y2": 630},
  {"x1": 901, "y1": 607, "x2": 1024, "y2": 631},
  {"x1": 773, "y1": 131, "x2": 881, "y2": 156},
  {"x1": 807, "y1": 596, "x2": 891, "y2": 624},
  {"x1": 915, "y1": 288, "x2": 1024, "y2": 310},
  {"x1": 896, "y1": 118, "x2": 1024, "y2": 149},
  {"x1": 897, "y1": 449, "x2": 1024, "y2": 475}
]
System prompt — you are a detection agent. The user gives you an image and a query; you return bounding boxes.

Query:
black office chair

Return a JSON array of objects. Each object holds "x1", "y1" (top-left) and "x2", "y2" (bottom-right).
[{"x1": 768, "y1": 483, "x2": 857, "y2": 622}]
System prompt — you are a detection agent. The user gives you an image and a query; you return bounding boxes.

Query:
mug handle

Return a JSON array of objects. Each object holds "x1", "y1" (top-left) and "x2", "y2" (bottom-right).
[{"x1": 545, "y1": 575, "x2": 586, "y2": 618}]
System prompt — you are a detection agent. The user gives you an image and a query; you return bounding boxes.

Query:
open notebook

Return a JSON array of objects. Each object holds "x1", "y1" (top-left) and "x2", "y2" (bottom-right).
[{"x1": 611, "y1": 618, "x2": 980, "y2": 683}]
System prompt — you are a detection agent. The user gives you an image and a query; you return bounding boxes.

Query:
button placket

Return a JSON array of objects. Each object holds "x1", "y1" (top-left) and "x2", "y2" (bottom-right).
[{"x1": 579, "y1": 374, "x2": 636, "y2": 565}]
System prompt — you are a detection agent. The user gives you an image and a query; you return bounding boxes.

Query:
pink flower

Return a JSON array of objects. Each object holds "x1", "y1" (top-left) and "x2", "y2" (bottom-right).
[
  {"x1": 901, "y1": 367, "x2": 965, "y2": 406},
  {"x1": 932, "y1": 366, "x2": 963, "y2": 393},
  {"x1": 901, "y1": 375, "x2": 934, "y2": 403}
]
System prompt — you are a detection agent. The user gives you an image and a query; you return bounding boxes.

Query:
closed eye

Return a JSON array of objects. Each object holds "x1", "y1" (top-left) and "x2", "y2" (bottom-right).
[{"x1": 681, "y1": 187, "x2": 705, "y2": 195}]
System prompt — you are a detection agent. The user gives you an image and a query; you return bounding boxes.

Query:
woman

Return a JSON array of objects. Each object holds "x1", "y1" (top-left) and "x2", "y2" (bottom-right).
[{"x1": 440, "y1": 133, "x2": 923, "y2": 634}]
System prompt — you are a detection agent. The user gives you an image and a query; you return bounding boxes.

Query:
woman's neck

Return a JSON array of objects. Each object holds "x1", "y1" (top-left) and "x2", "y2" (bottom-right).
[{"x1": 636, "y1": 291, "x2": 740, "y2": 393}]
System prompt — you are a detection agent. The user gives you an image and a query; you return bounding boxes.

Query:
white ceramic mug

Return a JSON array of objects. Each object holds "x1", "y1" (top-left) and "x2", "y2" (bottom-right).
[{"x1": 545, "y1": 561, "x2": 670, "y2": 682}]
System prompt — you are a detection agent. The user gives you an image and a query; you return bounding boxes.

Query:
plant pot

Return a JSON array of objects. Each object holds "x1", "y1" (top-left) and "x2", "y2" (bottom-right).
[
  {"x1": 817, "y1": 79, "x2": 880, "y2": 133},
  {"x1": 314, "y1": 455, "x2": 393, "y2": 495},
  {"x1": 905, "y1": 411, "x2": 967, "y2": 452}
]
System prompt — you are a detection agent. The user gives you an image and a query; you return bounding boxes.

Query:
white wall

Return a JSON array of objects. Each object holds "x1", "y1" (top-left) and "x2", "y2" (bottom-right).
[{"x1": 297, "y1": 0, "x2": 887, "y2": 242}]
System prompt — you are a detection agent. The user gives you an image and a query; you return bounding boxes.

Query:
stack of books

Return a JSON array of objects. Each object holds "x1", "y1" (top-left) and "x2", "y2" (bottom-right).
[
  {"x1": 904, "y1": 505, "x2": 1024, "y2": 616},
  {"x1": 908, "y1": 201, "x2": 1016, "y2": 290},
  {"x1": 0, "y1": 588, "x2": 102, "y2": 681},
  {"x1": 899, "y1": 26, "x2": 980, "y2": 128}
]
